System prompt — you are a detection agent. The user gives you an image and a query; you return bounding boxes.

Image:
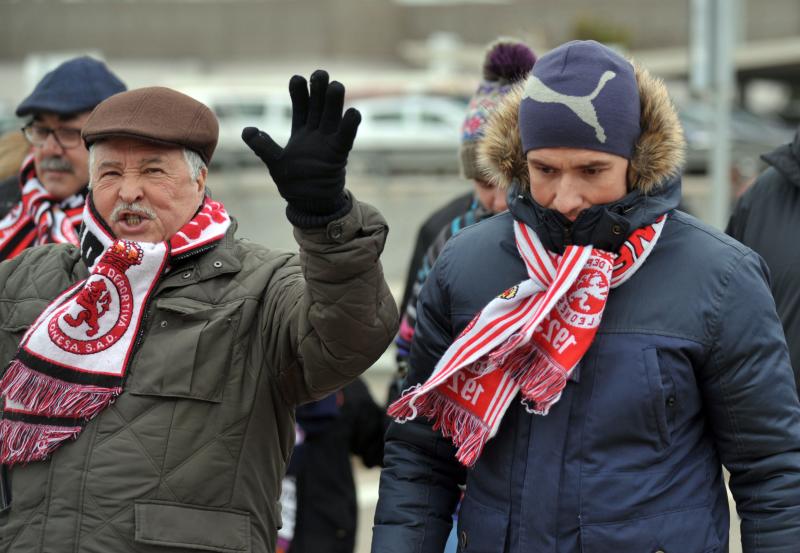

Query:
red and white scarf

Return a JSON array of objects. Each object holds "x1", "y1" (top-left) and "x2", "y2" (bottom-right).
[
  {"x1": 0, "y1": 155, "x2": 84, "y2": 260},
  {"x1": 388, "y1": 215, "x2": 666, "y2": 466},
  {"x1": 0, "y1": 194, "x2": 231, "y2": 465}
]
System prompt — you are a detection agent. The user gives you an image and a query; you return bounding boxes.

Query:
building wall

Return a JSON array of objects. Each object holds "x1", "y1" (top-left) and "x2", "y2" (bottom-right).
[
  {"x1": 0, "y1": 0, "x2": 797, "y2": 63},
  {"x1": 0, "y1": 0, "x2": 403, "y2": 62}
]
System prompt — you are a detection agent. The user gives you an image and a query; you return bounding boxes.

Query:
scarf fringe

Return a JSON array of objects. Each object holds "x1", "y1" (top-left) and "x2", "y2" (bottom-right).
[
  {"x1": 514, "y1": 352, "x2": 569, "y2": 415},
  {"x1": 0, "y1": 360, "x2": 121, "y2": 419},
  {"x1": 388, "y1": 387, "x2": 490, "y2": 467},
  {"x1": 0, "y1": 418, "x2": 81, "y2": 464}
]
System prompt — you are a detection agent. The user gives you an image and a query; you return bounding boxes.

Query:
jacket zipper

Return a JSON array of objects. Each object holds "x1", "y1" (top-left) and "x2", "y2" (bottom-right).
[{"x1": 171, "y1": 243, "x2": 217, "y2": 264}]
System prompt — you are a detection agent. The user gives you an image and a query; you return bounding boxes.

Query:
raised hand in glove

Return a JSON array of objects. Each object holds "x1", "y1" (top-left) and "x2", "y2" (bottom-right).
[{"x1": 242, "y1": 70, "x2": 361, "y2": 228}]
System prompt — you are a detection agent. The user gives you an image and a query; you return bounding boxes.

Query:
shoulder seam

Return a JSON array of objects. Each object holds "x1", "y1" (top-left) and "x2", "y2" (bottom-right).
[{"x1": 667, "y1": 214, "x2": 749, "y2": 255}]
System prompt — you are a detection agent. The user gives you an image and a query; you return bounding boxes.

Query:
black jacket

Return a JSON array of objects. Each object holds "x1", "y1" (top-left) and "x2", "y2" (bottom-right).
[
  {"x1": 399, "y1": 192, "x2": 475, "y2": 315},
  {"x1": 727, "y1": 130, "x2": 800, "y2": 392},
  {"x1": 290, "y1": 378, "x2": 385, "y2": 553}
]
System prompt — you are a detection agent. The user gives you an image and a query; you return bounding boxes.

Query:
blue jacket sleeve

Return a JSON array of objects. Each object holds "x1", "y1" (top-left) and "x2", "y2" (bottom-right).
[
  {"x1": 372, "y1": 244, "x2": 466, "y2": 553},
  {"x1": 700, "y1": 250, "x2": 800, "y2": 552}
]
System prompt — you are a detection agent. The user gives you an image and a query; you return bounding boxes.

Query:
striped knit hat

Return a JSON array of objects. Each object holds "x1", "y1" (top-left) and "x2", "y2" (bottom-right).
[{"x1": 460, "y1": 39, "x2": 536, "y2": 180}]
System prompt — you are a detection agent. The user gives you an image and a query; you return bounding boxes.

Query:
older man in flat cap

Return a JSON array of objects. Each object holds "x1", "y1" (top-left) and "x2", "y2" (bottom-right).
[
  {"x1": 0, "y1": 56, "x2": 126, "y2": 259},
  {"x1": 0, "y1": 71, "x2": 397, "y2": 553}
]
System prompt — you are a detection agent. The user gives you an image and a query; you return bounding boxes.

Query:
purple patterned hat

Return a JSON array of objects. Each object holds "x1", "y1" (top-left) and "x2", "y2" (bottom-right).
[{"x1": 461, "y1": 39, "x2": 536, "y2": 180}]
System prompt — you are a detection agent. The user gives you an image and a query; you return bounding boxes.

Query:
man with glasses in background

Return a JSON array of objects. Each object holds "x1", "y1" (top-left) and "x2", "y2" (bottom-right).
[{"x1": 0, "y1": 56, "x2": 125, "y2": 259}]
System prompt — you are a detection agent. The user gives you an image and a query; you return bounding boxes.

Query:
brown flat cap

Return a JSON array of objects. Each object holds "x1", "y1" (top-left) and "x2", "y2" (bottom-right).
[{"x1": 82, "y1": 86, "x2": 218, "y2": 164}]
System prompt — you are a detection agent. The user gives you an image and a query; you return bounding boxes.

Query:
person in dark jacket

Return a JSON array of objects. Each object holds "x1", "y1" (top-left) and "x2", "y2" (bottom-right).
[
  {"x1": 397, "y1": 40, "x2": 537, "y2": 321},
  {"x1": 0, "y1": 56, "x2": 126, "y2": 260},
  {"x1": 392, "y1": 39, "x2": 536, "y2": 404},
  {"x1": 373, "y1": 40, "x2": 800, "y2": 553},
  {"x1": 399, "y1": 191, "x2": 474, "y2": 316},
  {"x1": 727, "y1": 129, "x2": 800, "y2": 393},
  {"x1": 279, "y1": 378, "x2": 386, "y2": 553}
]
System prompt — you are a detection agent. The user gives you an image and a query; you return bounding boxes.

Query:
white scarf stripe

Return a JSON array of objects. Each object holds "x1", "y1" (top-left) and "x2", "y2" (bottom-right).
[
  {"x1": 487, "y1": 377, "x2": 520, "y2": 428},
  {"x1": 517, "y1": 223, "x2": 557, "y2": 278},
  {"x1": 515, "y1": 224, "x2": 554, "y2": 284}
]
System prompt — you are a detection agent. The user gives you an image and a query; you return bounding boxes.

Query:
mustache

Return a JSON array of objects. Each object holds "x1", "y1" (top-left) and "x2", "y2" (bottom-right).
[
  {"x1": 110, "y1": 202, "x2": 156, "y2": 222},
  {"x1": 39, "y1": 157, "x2": 74, "y2": 173}
]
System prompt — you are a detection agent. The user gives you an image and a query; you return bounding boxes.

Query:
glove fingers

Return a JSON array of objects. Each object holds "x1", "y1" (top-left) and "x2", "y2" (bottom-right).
[
  {"x1": 320, "y1": 81, "x2": 345, "y2": 135},
  {"x1": 336, "y1": 108, "x2": 362, "y2": 153},
  {"x1": 306, "y1": 69, "x2": 329, "y2": 130},
  {"x1": 288, "y1": 75, "x2": 309, "y2": 133},
  {"x1": 241, "y1": 126, "x2": 283, "y2": 164}
]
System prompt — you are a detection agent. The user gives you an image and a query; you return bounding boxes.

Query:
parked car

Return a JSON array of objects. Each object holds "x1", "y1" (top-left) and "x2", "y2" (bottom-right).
[
  {"x1": 204, "y1": 91, "x2": 468, "y2": 174},
  {"x1": 347, "y1": 94, "x2": 466, "y2": 174},
  {"x1": 679, "y1": 101, "x2": 794, "y2": 180},
  {"x1": 190, "y1": 91, "x2": 292, "y2": 169}
]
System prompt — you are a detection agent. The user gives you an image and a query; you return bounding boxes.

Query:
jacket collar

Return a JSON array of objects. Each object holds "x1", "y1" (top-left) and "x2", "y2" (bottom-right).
[
  {"x1": 508, "y1": 176, "x2": 680, "y2": 254},
  {"x1": 159, "y1": 218, "x2": 242, "y2": 290},
  {"x1": 762, "y1": 130, "x2": 800, "y2": 188}
]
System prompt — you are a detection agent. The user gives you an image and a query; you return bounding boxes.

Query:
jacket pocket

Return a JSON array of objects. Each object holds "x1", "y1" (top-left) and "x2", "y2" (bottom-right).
[
  {"x1": 134, "y1": 500, "x2": 251, "y2": 552},
  {"x1": 643, "y1": 347, "x2": 674, "y2": 449},
  {"x1": 457, "y1": 496, "x2": 509, "y2": 552},
  {"x1": 127, "y1": 297, "x2": 242, "y2": 403},
  {"x1": 579, "y1": 505, "x2": 720, "y2": 553}
]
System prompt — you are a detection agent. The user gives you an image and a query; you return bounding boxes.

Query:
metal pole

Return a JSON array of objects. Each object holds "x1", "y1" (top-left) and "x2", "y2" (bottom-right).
[
  {"x1": 689, "y1": 0, "x2": 711, "y2": 96},
  {"x1": 709, "y1": 0, "x2": 736, "y2": 229}
]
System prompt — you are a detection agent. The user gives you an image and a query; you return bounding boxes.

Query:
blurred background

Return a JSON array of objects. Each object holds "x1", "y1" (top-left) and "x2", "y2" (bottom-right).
[{"x1": 2, "y1": 1, "x2": 798, "y2": 551}]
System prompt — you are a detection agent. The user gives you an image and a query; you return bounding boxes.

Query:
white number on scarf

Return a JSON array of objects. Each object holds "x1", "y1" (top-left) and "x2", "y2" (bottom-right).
[
  {"x1": 446, "y1": 372, "x2": 485, "y2": 405},
  {"x1": 537, "y1": 318, "x2": 578, "y2": 354}
]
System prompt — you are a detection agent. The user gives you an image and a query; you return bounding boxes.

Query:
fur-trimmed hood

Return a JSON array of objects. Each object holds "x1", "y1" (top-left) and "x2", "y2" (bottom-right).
[{"x1": 477, "y1": 60, "x2": 686, "y2": 194}]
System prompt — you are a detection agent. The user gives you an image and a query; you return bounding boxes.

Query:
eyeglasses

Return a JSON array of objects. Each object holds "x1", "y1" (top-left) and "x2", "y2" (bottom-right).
[{"x1": 21, "y1": 123, "x2": 83, "y2": 149}]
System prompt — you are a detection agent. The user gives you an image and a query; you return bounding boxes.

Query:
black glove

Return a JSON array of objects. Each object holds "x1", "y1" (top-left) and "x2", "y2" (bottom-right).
[{"x1": 242, "y1": 70, "x2": 361, "y2": 228}]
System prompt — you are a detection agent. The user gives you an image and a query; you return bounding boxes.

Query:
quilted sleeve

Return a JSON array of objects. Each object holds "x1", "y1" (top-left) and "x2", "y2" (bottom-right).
[
  {"x1": 264, "y1": 192, "x2": 398, "y2": 405},
  {"x1": 700, "y1": 250, "x2": 800, "y2": 552}
]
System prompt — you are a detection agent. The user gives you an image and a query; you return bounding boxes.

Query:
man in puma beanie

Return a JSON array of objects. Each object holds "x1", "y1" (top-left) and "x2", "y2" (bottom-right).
[{"x1": 373, "y1": 38, "x2": 800, "y2": 553}]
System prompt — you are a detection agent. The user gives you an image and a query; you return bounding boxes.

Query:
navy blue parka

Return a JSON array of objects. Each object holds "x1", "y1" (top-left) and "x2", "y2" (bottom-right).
[{"x1": 372, "y1": 63, "x2": 800, "y2": 553}]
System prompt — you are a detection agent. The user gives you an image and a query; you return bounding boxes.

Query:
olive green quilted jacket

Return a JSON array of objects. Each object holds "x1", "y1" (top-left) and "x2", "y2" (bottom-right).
[{"x1": 0, "y1": 198, "x2": 398, "y2": 553}]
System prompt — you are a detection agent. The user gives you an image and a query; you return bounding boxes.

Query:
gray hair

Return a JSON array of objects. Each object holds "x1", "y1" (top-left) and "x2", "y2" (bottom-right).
[
  {"x1": 182, "y1": 148, "x2": 206, "y2": 181},
  {"x1": 88, "y1": 145, "x2": 206, "y2": 188}
]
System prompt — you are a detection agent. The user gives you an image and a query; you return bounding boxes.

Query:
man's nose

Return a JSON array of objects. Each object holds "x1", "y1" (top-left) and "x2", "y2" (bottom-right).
[
  {"x1": 117, "y1": 176, "x2": 144, "y2": 203},
  {"x1": 551, "y1": 179, "x2": 584, "y2": 221},
  {"x1": 39, "y1": 133, "x2": 64, "y2": 156}
]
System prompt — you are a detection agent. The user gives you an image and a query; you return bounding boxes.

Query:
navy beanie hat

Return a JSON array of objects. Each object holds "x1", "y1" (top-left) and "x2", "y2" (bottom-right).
[
  {"x1": 16, "y1": 56, "x2": 127, "y2": 117},
  {"x1": 519, "y1": 40, "x2": 640, "y2": 159}
]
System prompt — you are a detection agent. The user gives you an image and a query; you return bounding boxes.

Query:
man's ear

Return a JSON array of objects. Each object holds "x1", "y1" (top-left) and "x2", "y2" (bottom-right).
[{"x1": 195, "y1": 166, "x2": 208, "y2": 196}]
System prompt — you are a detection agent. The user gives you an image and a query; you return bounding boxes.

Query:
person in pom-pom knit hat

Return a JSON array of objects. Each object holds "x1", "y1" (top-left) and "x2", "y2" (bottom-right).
[
  {"x1": 373, "y1": 40, "x2": 800, "y2": 553},
  {"x1": 397, "y1": 39, "x2": 536, "y2": 327},
  {"x1": 392, "y1": 38, "x2": 536, "y2": 405}
]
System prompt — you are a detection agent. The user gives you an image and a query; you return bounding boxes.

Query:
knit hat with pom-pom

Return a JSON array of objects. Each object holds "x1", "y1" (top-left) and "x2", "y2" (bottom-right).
[{"x1": 460, "y1": 38, "x2": 536, "y2": 180}]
